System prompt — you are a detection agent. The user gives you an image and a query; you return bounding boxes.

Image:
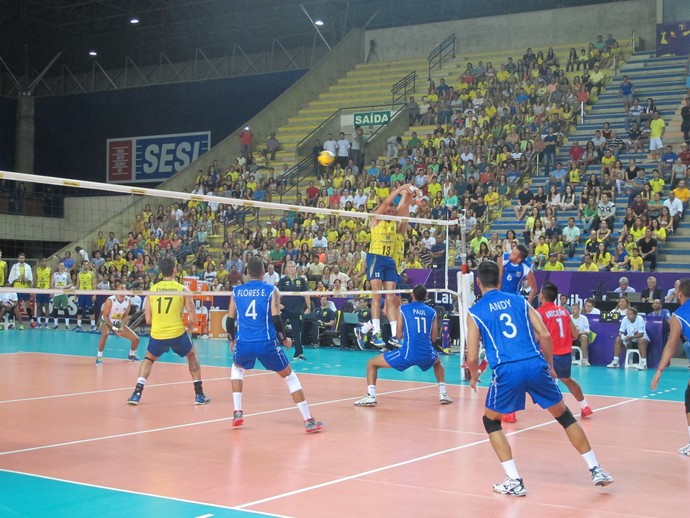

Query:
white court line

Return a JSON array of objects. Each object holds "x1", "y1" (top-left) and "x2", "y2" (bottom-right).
[
  {"x1": 0, "y1": 383, "x2": 436, "y2": 456},
  {"x1": 0, "y1": 372, "x2": 274, "y2": 404},
  {"x1": 235, "y1": 397, "x2": 639, "y2": 510},
  {"x1": 0, "y1": 468, "x2": 290, "y2": 518}
]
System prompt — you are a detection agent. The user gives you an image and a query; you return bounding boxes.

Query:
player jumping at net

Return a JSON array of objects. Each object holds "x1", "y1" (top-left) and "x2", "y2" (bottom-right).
[
  {"x1": 366, "y1": 183, "x2": 418, "y2": 348},
  {"x1": 497, "y1": 243, "x2": 537, "y2": 424},
  {"x1": 651, "y1": 277, "x2": 690, "y2": 457},
  {"x1": 96, "y1": 283, "x2": 141, "y2": 365},
  {"x1": 354, "y1": 284, "x2": 452, "y2": 407},
  {"x1": 536, "y1": 282, "x2": 593, "y2": 418},
  {"x1": 126, "y1": 257, "x2": 210, "y2": 406},
  {"x1": 466, "y1": 261, "x2": 613, "y2": 497},
  {"x1": 226, "y1": 256, "x2": 324, "y2": 433}
]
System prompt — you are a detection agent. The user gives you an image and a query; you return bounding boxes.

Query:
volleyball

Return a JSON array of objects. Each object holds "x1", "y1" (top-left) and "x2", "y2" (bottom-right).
[{"x1": 318, "y1": 150, "x2": 335, "y2": 166}]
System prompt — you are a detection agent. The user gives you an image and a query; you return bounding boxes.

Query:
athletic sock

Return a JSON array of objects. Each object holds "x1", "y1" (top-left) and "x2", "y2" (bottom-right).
[
  {"x1": 77, "y1": 319, "x2": 82, "y2": 327},
  {"x1": 129, "y1": 348, "x2": 137, "y2": 356},
  {"x1": 372, "y1": 319, "x2": 381, "y2": 335},
  {"x1": 640, "y1": 358, "x2": 647, "y2": 367},
  {"x1": 501, "y1": 459, "x2": 521, "y2": 480},
  {"x1": 134, "y1": 378, "x2": 146, "y2": 394},
  {"x1": 296, "y1": 400, "x2": 310, "y2": 420},
  {"x1": 193, "y1": 380, "x2": 203, "y2": 395},
  {"x1": 367, "y1": 385, "x2": 377, "y2": 397},
  {"x1": 438, "y1": 382, "x2": 447, "y2": 395},
  {"x1": 579, "y1": 399, "x2": 589, "y2": 409},
  {"x1": 54, "y1": 318, "x2": 59, "y2": 326},
  {"x1": 90, "y1": 320, "x2": 95, "y2": 327},
  {"x1": 233, "y1": 392, "x2": 243, "y2": 411},
  {"x1": 360, "y1": 321, "x2": 373, "y2": 334},
  {"x1": 97, "y1": 352, "x2": 103, "y2": 358},
  {"x1": 581, "y1": 449, "x2": 599, "y2": 470},
  {"x1": 687, "y1": 426, "x2": 690, "y2": 441},
  {"x1": 64, "y1": 318, "x2": 69, "y2": 326},
  {"x1": 390, "y1": 320, "x2": 397, "y2": 337},
  {"x1": 614, "y1": 356, "x2": 620, "y2": 364}
]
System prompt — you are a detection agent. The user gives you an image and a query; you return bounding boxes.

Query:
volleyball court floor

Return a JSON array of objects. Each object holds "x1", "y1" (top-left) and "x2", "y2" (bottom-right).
[{"x1": 0, "y1": 330, "x2": 688, "y2": 517}]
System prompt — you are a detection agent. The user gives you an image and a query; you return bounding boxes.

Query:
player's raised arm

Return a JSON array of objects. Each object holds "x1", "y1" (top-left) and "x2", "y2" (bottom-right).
[
  {"x1": 525, "y1": 269, "x2": 537, "y2": 303},
  {"x1": 372, "y1": 184, "x2": 409, "y2": 216}
]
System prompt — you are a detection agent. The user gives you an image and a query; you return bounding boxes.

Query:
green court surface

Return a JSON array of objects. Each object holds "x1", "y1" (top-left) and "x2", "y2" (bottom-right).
[{"x1": 0, "y1": 470, "x2": 280, "y2": 518}]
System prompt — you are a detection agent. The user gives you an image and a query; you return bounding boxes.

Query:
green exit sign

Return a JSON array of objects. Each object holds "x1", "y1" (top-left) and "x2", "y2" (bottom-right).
[{"x1": 353, "y1": 111, "x2": 391, "y2": 126}]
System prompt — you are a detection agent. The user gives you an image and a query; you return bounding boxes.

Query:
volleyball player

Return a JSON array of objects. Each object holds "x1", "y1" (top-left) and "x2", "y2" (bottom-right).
[
  {"x1": 126, "y1": 257, "x2": 210, "y2": 405},
  {"x1": 651, "y1": 278, "x2": 690, "y2": 456},
  {"x1": 367, "y1": 184, "x2": 417, "y2": 348},
  {"x1": 354, "y1": 284, "x2": 452, "y2": 407},
  {"x1": 50, "y1": 261, "x2": 73, "y2": 329},
  {"x1": 467, "y1": 261, "x2": 613, "y2": 497},
  {"x1": 226, "y1": 256, "x2": 324, "y2": 433},
  {"x1": 96, "y1": 283, "x2": 140, "y2": 365},
  {"x1": 34, "y1": 257, "x2": 52, "y2": 328},
  {"x1": 75, "y1": 260, "x2": 97, "y2": 331},
  {"x1": 536, "y1": 282, "x2": 593, "y2": 417},
  {"x1": 497, "y1": 243, "x2": 537, "y2": 423},
  {"x1": 385, "y1": 217, "x2": 408, "y2": 349}
]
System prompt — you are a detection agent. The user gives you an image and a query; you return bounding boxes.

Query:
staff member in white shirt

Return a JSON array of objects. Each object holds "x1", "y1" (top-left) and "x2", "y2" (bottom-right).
[
  {"x1": 607, "y1": 307, "x2": 649, "y2": 370},
  {"x1": 570, "y1": 302, "x2": 593, "y2": 366}
]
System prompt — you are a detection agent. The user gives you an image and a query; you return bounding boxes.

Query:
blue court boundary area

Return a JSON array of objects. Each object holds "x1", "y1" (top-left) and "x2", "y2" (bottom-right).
[
  {"x1": 0, "y1": 470, "x2": 281, "y2": 518},
  {"x1": 0, "y1": 330, "x2": 686, "y2": 402}
]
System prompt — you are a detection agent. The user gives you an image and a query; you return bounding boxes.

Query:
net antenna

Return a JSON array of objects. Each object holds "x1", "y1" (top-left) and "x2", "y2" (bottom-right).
[{"x1": 454, "y1": 208, "x2": 474, "y2": 380}]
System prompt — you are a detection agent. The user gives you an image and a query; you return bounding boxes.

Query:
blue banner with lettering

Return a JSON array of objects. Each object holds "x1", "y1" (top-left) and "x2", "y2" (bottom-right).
[{"x1": 656, "y1": 20, "x2": 690, "y2": 56}]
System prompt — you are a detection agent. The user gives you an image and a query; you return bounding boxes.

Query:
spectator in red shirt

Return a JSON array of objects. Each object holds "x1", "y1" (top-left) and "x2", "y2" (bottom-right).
[
  {"x1": 305, "y1": 181, "x2": 320, "y2": 207},
  {"x1": 240, "y1": 127, "x2": 253, "y2": 158},
  {"x1": 569, "y1": 140, "x2": 585, "y2": 163},
  {"x1": 678, "y1": 142, "x2": 690, "y2": 166}
]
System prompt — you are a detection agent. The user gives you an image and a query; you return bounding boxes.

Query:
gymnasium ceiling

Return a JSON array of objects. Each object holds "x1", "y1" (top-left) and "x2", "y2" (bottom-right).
[{"x1": 0, "y1": 0, "x2": 617, "y2": 77}]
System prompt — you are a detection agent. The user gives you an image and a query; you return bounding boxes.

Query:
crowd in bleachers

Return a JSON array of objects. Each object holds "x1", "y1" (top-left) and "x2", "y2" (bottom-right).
[{"x1": 25, "y1": 33, "x2": 687, "y2": 299}]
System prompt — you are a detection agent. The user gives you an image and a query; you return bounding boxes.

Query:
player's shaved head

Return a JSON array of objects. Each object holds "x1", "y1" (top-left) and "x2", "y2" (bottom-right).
[
  {"x1": 412, "y1": 284, "x2": 427, "y2": 302},
  {"x1": 541, "y1": 281, "x2": 559, "y2": 303},
  {"x1": 476, "y1": 260, "x2": 500, "y2": 288}
]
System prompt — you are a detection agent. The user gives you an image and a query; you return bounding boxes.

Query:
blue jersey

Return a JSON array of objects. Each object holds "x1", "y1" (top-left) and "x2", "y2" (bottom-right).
[
  {"x1": 469, "y1": 289, "x2": 542, "y2": 368},
  {"x1": 233, "y1": 280, "x2": 276, "y2": 342},
  {"x1": 501, "y1": 252, "x2": 532, "y2": 295},
  {"x1": 673, "y1": 300, "x2": 690, "y2": 339},
  {"x1": 400, "y1": 302, "x2": 436, "y2": 357}
]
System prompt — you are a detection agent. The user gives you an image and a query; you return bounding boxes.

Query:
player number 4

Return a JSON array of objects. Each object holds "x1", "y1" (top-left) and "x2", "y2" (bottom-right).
[{"x1": 245, "y1": 299, "x2": 257, "y2": 320}]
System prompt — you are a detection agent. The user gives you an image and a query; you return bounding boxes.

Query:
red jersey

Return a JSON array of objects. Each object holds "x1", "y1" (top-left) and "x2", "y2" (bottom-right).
[{"x1": 536, "y1": 301, "x2": 573, "y2": 355}]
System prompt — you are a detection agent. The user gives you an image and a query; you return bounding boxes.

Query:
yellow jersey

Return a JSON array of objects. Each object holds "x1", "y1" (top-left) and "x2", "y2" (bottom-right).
[
  {"x1": 629, "y1": 255, "x2": 644, "y2": 271},
  {"x1": 78, "y1": 270, "x2": 95, "y2": 290},
  {"x1": 36, "y1": 266, "x2": 52, "y2": 289},
  {"x1": 392, "y1": 233, "x2": 405, "y2": 273},
  {"x1": 14, "y1": 263, "x2": 31, "y2": 288},
  {"x1": 369, "y1": 220, "x2": 397, "y2": 257},
  {"x1": 0, "y1": 260, "x2": 6, "y2": 286},
  {"x1": 149, "y1": 280, "x2": 187, "y2": 339}
]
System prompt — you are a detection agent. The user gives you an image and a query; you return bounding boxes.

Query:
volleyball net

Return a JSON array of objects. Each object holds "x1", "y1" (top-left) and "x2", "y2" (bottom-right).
[{"x1": 0, "y1": 169, "x2": 474, "y2": 374}]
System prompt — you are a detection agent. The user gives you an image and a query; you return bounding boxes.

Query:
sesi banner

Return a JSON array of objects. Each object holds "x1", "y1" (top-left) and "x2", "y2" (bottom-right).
[{"x1": 107, "y1": 131, "x2": 211, "y2": 183}]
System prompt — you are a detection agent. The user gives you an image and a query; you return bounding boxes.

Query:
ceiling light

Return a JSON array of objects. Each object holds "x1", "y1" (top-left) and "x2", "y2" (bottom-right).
[
  {"x1": 130, "y1": 17, "x2": 139, "y2": 25},
  {"x1": 314, "y1": 19, "x2": 324, "y2": 26},
  {"x1": 88, "y1": 50, "x2": 98, "y2": 57}
]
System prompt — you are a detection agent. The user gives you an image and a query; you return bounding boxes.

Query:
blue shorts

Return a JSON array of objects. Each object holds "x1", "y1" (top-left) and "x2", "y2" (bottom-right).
[
  {"x1": 77, "y1": 295, "x2": 93, "y2": 310},
  {"x1": 383, "y1": 348, "x2": 438, "y2": 372},
  {"x1": 553, "y1": 353, "x2": 572, "y2": 379},
  {"x1": 17, "y1": 293, "x2": 30, "y2": 302},
  {"x1": 234, "y1": 339, "x2": 290, "y2": 372},
  {"x1": 36, "y1": 294, "x2": 51, "y2": 304},
  {"x1": 147, "y1": 332, "x2": 193, "y2": 358},
  {"x1": 366, "y1": 253, "x2": 398, "y2": 283},
  {"x1": 486, "y1": 356, "x2": 563, "y2": 414}
]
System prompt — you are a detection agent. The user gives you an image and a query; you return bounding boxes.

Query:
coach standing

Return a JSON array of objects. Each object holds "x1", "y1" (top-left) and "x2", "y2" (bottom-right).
[{"x1": 278, "y1": 261, "x2": 311, "y2": 361}]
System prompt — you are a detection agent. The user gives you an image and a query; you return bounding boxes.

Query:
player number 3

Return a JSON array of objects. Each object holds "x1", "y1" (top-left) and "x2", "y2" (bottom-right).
[{"x1": 499, "y1": 312, "x2": 517, "y2": 339}]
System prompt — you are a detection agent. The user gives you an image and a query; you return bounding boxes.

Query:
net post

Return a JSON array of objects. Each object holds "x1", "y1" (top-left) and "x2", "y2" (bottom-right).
[{"x1": 456, "y1": 269, "x2": 475, "y2": 381}]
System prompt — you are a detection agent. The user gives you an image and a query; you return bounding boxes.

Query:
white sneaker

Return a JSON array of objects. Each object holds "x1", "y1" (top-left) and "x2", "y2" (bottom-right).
[
  {"x1": 493, "y1": 476, "x2": 527, "y2": 496},
  {"x1": 606, "y1": 360, "x2": 619, "y2": 368},
  {"x1": 354, "y1": 395, "x2": 377, "y2": 407},
  {"x1": 580, "y1": 359, "x2": 590, "y2": 367},
  {"x1": 590, "y1": 466, "x2": 614, "y2": 486},
  {"x1": 439, "y1": 393, "x2": 453, "y2": 405},
  {"x1": 636, "y1": 363, "x2": 648, "y2": 371},
  {"x1": 679, "y1": 443, "x2": 690, "y2": 456}
]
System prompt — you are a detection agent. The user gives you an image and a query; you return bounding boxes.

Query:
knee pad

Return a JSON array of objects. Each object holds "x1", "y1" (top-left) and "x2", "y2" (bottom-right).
[
  {"x1": 482, "y1": 415, "x2": 502, "y2": 434},
  {"x1": 685, "y1": 385, "x2": 690, "y2": 414},
  {"x1": 556, "y1": 408, "x2": 577, "y2": 429},
  {"x1": 284, "y1": 372, "x2": 302, "y2": 393},
  {"x1": 231, "y1": 364, "x2": 245, "y2": 381}
]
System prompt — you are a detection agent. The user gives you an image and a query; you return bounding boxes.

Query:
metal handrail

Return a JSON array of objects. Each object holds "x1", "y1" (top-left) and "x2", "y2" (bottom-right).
[
  {"x1": 366, "y1": 103, "x2": 408, "y2": 143},
  {"x1": 391, "y1": 71, "x2": 416, "y2": 106},
  {"x1": 295, "y1": 103, "x2": 405, "y2": 156},
  {"x1": 427, "y1": 33, "x2": 456, "y2": 80}
]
